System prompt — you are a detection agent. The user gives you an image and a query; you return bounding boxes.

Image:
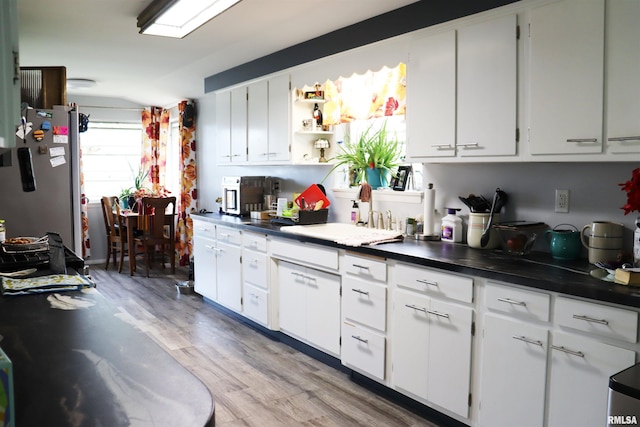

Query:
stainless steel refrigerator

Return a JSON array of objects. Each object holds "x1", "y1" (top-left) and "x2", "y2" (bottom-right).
[{"x1": 0, "y1": 106, "x2": 82, "y2": 253}]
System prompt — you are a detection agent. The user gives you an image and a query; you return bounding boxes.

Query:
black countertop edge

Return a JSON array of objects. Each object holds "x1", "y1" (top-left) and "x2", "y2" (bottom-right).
[{"x1": 192, "y1": 213, "x2": 640, "y2": 309}]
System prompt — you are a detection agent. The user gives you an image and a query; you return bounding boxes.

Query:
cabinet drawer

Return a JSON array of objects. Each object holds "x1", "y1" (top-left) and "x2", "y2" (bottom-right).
[
  {"x1": 342, "y1": 322, "x2": 386, "y2": 381},
  {"x1": 192, "y1": 219, "x2": 216, "y2": 240},
  {"x1": 243, "y1": 231, "x2": 267, "y2": 252},
  {"x1": 344, "y1": 253, "x2": 387, "y2": 282},
  {"x1": 554, "y1": 297, "x2": 638, "y2": 343},
  {"x1": 485, "y1": 282, "x2": 550, "y2": 322},
  {"x1": 343, "y1": 277, "x2": 387, "y2": 332},
  {"x1": 242, "y1": 249, "x2": 268, "y2": 289},
  {"x1": 216, "y1": 226, "x2": 242, "y2": 245},
  {"x1": 394, "y1": 262, "x2": 473, "y2": 303},
  {"x1": 271, "y1": 238, "x2": 339, "y2": 271},
  {"x1": 243, "y1": 283, "x2": 269, "y2": 326}
]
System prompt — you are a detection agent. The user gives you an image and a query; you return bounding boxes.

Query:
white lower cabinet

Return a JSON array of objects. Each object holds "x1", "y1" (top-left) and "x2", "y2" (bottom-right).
[
  {"x1": 392, "y1": 288, "x2": 473, "y2": 418},
  {"x1": 278, "y1": 260, "x2": 341, "y2": 356},
  {"x1": 547, "y1": 335, "x2": 635, "y2": 427},
  {"x1": 342, "y1": 322, "x2": 386, "y2": 381},
  {"x1": 242, "y1": 282, "x2": 269, "y2": 326},
  {"x1": 478, "y1": 314, "x2": 548, "y2": 427},
  {"x1": 193, "y1": 232, "x2": 217, "y2": 301},
  {"x1": 214, "y1": 228, "x2": 242, "y2": 312},
  {"x1": 241, "y1": 231, "x2": 269, "y2": 326}
]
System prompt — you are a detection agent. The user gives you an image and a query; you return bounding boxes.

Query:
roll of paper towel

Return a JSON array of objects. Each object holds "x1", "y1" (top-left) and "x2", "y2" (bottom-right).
[{"x1": 424, "y1": 183, "x2": 435, "y2": 236}]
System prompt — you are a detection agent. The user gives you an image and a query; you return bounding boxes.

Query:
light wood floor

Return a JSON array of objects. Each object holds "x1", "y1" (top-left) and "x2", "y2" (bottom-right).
[{"x1": 90, "y1": 264, "x2": 444, "y2": 427}]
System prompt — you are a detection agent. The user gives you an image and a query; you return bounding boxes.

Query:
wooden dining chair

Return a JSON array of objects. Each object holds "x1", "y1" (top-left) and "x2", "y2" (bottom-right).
[
  {"x1": 100, "y1": 196, "x2": 128, "y2": 272},
  {"x1": 133, "y1": 196, "x2": 176, "y2": 277}
]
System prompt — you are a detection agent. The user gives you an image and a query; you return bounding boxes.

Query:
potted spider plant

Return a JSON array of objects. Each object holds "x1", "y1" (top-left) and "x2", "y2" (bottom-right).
[{"x1": 326, "y1": 119, "x2": 402, "y2": 189}]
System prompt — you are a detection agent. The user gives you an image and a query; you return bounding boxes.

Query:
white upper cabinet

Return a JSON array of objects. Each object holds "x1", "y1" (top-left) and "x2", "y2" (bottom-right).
[
  {"x1": 528, "y1": 0, "x2": 605, "y2": 155},
  {"x1": 406, "y1": 30, "x2": 456, "y2": 159},
  {"x1": 457, "y1": 13, "x2": 517, "y2": 157},
  {"x1": 605, "y1": 0, "x2": 640, "y2": 155},
  {"x1": 247, "y1": 80, "x2": 268, "y2": 163},
  {"x1": 267, "y1": 74, "x2": 291, "y2": 162},
  {"x1": 406, "y1": 13, "x2": 517, "y2": 161},
  {"x1": 215, "y1": 90, "x2": 232, "y2": 164},
  {"x1": 215, "y1": 86, "x2": 248, "y2": 164}
]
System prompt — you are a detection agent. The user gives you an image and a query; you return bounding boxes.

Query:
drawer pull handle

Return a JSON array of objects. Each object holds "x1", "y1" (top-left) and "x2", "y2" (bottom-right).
[
  {"x1": 497, "y1": 297, "x2": 527, "y2": 307},
  {"x1": 204, "y1": 244, "x2": 215, "y2": 250},
  {"x1": 457, "y1": 142, "x2": 480, "y2": 148},
  {"x1": 512, "y1": 335, "x2": 543, "y2": 346},
  {"x1": 351, "y1": 335, "x2": 368, "y2": 344},
  {"x1": 608, "y1": 136, "x2": 640, "y2": 142},
  {"x1": 416, "y1": 279, "x2": 438, "y2": 287},
  {"x1": 431, "y1": 143, "x2": 454, "y2": 149},
  {"x1": 426, "y1": 309, "x2": 450, "y2": 319},
  {"x1": 352, "y1": 264, "x2": 370, "y2": 270},
  {"x1": 566, "y1": 138, "x2": 598, "y2": 143},
  {"x1": 551, "y1": 345, "x2": 584, "y2": 358},
  {"x1": 572, "y1": 314, "x2": 608, "y2": 325},
  {"x1": 219, "y1": 233, "x2": 231, "y2": 237},
  {"x1": 352, "y1": 288, "x2": 370, "y2": 296},
  {"x1": 405, "y1": 304, "x2": 427, "y2": 313}
]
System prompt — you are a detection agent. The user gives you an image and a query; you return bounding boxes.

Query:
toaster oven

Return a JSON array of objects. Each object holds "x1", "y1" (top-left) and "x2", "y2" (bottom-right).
[{"x1": 221, "y1": 176, "x2": 266, "y2": 216}]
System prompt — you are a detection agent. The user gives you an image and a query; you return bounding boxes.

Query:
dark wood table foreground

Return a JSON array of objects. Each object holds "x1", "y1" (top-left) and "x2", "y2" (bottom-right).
[{"x1": 0, "y1": 287, "x2": 214, "y2": 426}]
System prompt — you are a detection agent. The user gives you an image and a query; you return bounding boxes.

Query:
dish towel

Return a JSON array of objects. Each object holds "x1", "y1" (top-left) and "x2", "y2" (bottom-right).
[
  {"x1": 334, "y1": 229, "x2": 404, "y2": 247},
  {"x1": 1, "y1": 274, "x2": 96, "y2": 296}
]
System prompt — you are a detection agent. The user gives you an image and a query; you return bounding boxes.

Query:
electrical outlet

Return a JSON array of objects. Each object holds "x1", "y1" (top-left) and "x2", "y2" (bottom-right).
[{"x1": 555, "y1": 189, "x2": 569, "y2": 213}]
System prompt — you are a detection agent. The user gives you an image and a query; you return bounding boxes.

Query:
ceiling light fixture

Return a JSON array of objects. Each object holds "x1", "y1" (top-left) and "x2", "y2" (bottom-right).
[
  {"x1": 67, "y1": 78, "x2": 97, "y2": 89},
  {"x1": 137, "y1": 0, "x2": 241, "y2": 38}
]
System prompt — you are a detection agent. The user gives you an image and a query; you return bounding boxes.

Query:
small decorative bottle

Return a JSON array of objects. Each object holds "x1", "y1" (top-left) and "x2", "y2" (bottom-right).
[{"x1": 0, "y1": 219, "x2": 5, "y2": 243}]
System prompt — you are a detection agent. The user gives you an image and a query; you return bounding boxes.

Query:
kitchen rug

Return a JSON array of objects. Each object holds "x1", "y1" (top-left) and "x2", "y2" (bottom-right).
[{"x1": 1, "y1": 274, "x2": 96, "y2": 296}]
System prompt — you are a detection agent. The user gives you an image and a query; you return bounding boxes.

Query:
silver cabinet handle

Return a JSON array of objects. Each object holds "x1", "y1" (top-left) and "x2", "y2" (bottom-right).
[
  {"x1": 405, "y1": 304, "x2": 427, "y2": 312},
  {"x1": 351, "y1": 288, "x2": 369, "y2": 296},
  {"x1": 566, "y1": 138, "x2": 598, "y2": 143},
  {"x1": 426, "y1": 309, "x2": 450, "y2": 319},
  {"x1": 416, "y1": 278, "x2": 438, "y2": 287},
  {"x1": 572, "y1": 314, "x2": 608, "y2": 325},
  {"x1": 512, "y1": 335, "x2": 543, "y2": 346},
  {"x1": 497, "y1": 297, "x2": 527, "y2": 307},
  {"x1": 457, "y1": 142, "x2": 480, "y2": 148},
  {"x1": 352, "y1": 264, "x2": 370, "y2": 270},
  {"x1": 351, "y1": 335, "x2": 368, "y2": 344},
  {"x1": 431, "y1": 144, "x2": 454, "y2": 149},
  {"x1": 551, "y1": 345, "x2": 584, "y2": 358},
  {"x1": 608, "y1": 136, "x2": 640, "y2": 142},
  {"x1": 204, "y1": 244, "x2": 216, "y2": 250}
]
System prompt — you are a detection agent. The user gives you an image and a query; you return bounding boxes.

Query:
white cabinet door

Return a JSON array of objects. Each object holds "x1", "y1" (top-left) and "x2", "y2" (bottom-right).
[
  {"x1": 215, "y1": 91, "x2": 232, "y2": 164},
  {"x1": 267, "y1": 74, "x2": 291, "y2": 161},
  {"x1": 247, "y1": 80, "x2": 268, "y2": 163},
  {"x1": 458, "y1": 14, "x2": 517, "y2": 157},
  {"x1": 306, "y1": 267, "x2": 341, "y2": 356},
  {"x1": 230, "y1": 86, "x2": 248, "y2": 162},
  {"x1": 528, "y1": 0, "x2": 605, "y2": 155},
  {"x1": 406, "y1": 30, "x2": 456, "y2": 159},
  {"x1": 605, "y1": 0, "x2": 640, "y2": 154},
  {"x1": 478, "y1": 314, "x2": 547, "y2": 427},
  {"x1": 392, "y1": 289, "x2": 429, "y2": 400},
  {"x1": 193, "y1": 235, "x2": 217, "y2": 301},
  {"x1": 278, "y1": 261, "x2": 307, "y2": 340},
  {"x1": 427, "y1": 298, "x2": 473, "y2": 418},
  {"x1": 547, "y1": 332, "x2": 636, "y2": 427},
  {"x1": 215, "y1": 240, "x2": 242, "y2": 312}
]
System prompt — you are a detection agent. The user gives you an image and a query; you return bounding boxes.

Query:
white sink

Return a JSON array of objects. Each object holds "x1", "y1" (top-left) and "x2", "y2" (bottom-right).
[{"x1": 279, "y1": 222, "x2": 403, "y2": 246}]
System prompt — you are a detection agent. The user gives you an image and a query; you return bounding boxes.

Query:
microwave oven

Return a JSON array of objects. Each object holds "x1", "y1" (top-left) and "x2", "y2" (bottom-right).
[{"x1": 221, "y1": 176, "x2": 266, "y2": 216}]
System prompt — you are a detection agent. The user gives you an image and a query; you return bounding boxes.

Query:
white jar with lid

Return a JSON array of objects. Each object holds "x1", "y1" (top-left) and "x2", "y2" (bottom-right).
[{"x1": 441, "y1": 208, "x2": 462, "y2": 242}]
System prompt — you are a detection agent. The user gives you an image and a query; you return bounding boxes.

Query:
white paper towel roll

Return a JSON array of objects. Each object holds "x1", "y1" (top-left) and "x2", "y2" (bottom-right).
[{"x1": 424, "y1": 183, "x2": 435, "y2": 236}]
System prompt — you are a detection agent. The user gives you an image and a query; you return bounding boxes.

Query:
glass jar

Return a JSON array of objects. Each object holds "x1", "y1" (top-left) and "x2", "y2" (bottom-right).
[{"x1": 0, "y1": 219, "x2": 5, "y2": 243}]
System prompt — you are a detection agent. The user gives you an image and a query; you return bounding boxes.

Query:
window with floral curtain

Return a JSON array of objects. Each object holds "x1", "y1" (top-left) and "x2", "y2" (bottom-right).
[{"x1": 176, "y1": 100, "x2": 197, "y2": 267}]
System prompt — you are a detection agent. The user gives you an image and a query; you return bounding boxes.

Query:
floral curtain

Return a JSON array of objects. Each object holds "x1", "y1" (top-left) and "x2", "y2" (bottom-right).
[
  {"x1": 176, "y1": 100, "x2": 197, "y2": 267},
  {"x1": 141, "y1": 107, "x2": 170, "y2": 194},
  {"x1": 323, "y1": 63, "x2": 406, "y2": 125}
]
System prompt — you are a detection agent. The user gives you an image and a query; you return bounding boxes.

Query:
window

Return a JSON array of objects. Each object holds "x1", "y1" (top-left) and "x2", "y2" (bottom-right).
[
  {"x1": 81, "y1": 119, "x2": 181, "y2": 204},
  {"x1": 81, "y1": 122, "x2": 142, "y2": 203}
]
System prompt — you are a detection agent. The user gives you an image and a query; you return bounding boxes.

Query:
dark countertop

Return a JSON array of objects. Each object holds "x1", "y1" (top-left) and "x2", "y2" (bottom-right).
[
  {"x1": 194, "y1": 213, "x2": 640, "y2": 309},
  {"x1": 0, "y1": 286, "x2": 215, "y2": 426}
]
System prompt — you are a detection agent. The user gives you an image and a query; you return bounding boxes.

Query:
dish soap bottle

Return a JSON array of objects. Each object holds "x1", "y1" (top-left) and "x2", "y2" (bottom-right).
[
  {"x1": 350, "y1": 200, "x2": 360, "y2": 224},
  {"x1": 441, "y1": 208, "x2": 462, "y2": 242}
]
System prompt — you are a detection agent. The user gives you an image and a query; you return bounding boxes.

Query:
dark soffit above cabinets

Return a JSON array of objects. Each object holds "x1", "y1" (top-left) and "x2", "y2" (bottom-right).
[{"x1": 204, "y1": 0, "x2": 519, "y2": 92}]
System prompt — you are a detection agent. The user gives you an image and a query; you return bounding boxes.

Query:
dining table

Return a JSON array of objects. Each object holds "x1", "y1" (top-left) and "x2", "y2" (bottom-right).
[{"x1": 118, "y1": 210, "x2": 175, "y2": 276}]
